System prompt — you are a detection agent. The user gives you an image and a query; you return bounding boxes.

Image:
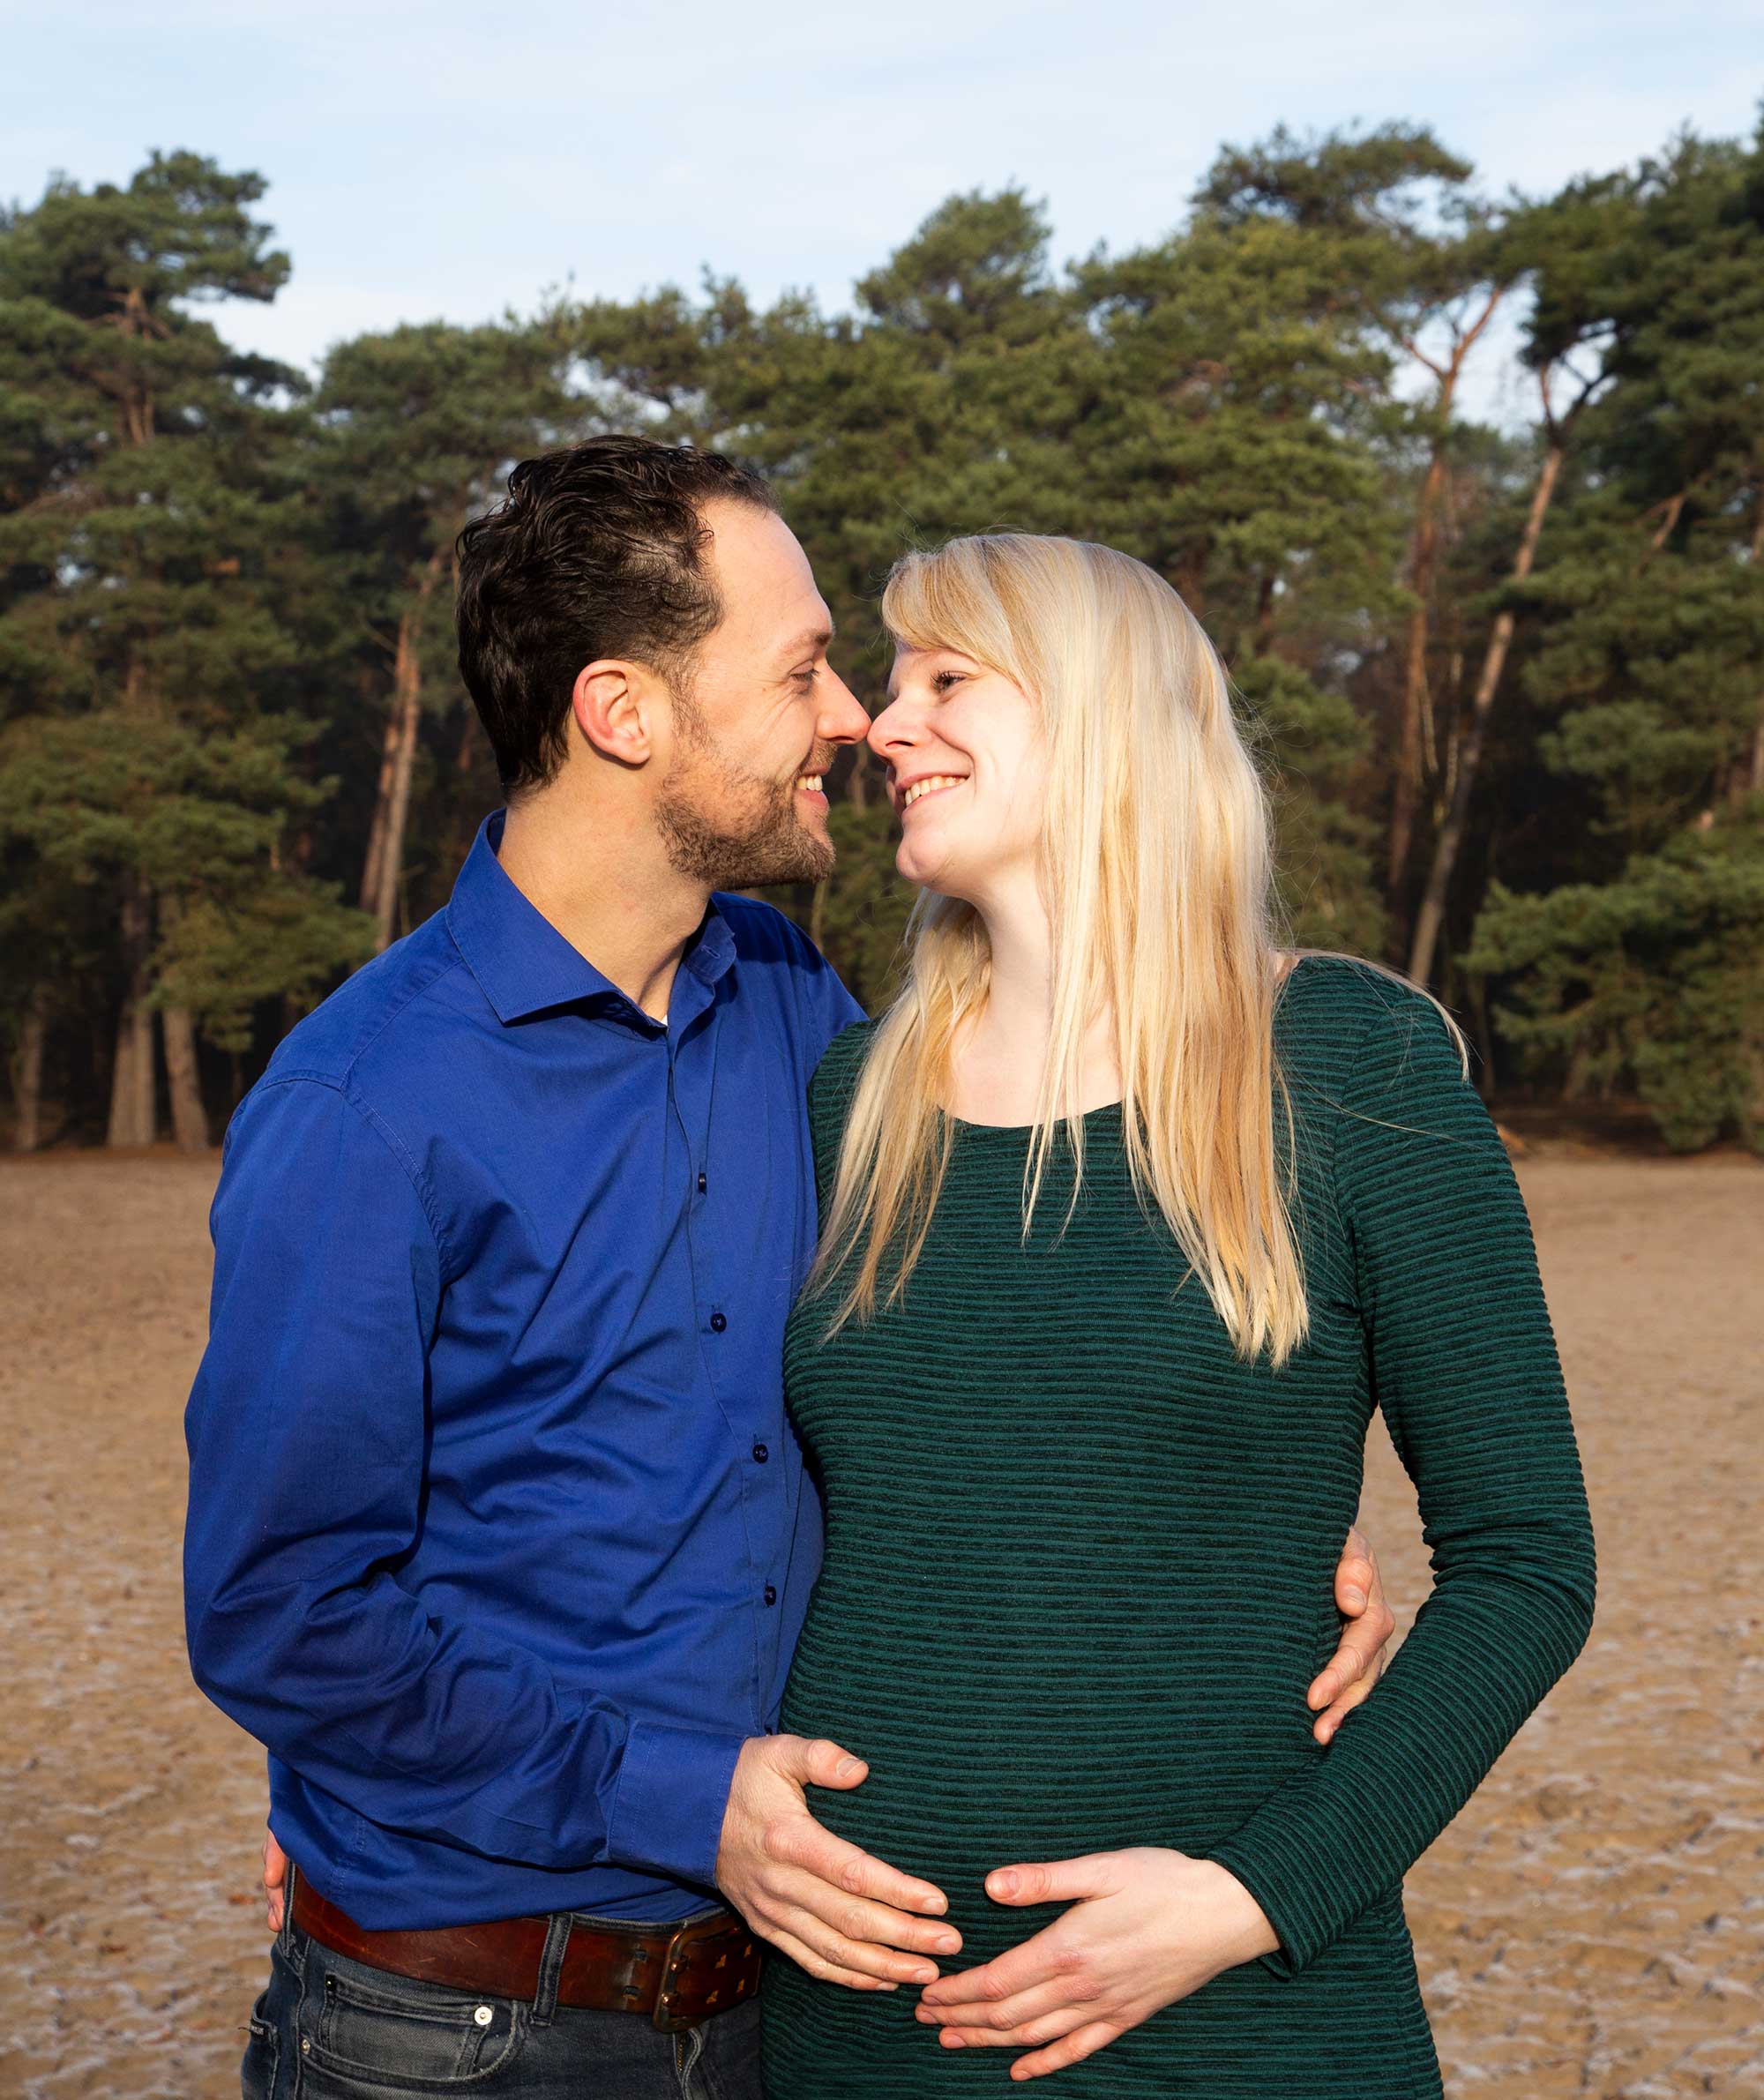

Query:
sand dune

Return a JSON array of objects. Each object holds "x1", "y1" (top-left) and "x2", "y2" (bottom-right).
[{"x1": 0, "y1": 1148, "x2": 1758, "y2": 2097}]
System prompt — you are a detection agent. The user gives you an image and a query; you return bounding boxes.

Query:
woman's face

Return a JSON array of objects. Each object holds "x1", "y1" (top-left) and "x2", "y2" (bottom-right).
[{"x1": 868, "y1": 645, "x2": 1046, "y2": 906}]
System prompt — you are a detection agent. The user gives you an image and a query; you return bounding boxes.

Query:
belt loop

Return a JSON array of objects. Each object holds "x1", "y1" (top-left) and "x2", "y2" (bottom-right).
[{"x1": 531, "y1": 1910, "x2": 573, "y2": 2028}]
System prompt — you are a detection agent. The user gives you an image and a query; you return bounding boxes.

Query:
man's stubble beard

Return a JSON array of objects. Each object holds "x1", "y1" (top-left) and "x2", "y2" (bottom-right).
[{"x1": 654, "y1": 688, "x2": 835, "y2": 890}]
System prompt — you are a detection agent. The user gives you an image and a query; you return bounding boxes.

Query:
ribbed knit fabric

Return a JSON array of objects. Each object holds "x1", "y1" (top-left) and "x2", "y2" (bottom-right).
[{"x1": 761, "y1": 957, "x2": 1596, "y2": 2098}]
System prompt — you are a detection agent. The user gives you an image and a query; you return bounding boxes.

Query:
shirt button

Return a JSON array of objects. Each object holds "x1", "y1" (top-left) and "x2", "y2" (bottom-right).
[
  {"x1": 751, "y1": 1442, "x2": 768, "y2": 1463},
  {"x1": 709, "y1": 1312, "x2": 727, "y2": 1334},
  {"x1": 698, "y1": 1171, "x2": 707, "y2": 1194},
  {"x1": 763, "y1": 1584, "x2": 777, "y2": 1607}
]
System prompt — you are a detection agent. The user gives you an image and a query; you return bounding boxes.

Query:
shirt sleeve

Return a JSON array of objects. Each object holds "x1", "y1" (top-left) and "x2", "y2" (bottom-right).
[
  {"x1": 183, "y1": 1075, "x2": 743, "y2": 1888},
  {"x1": 1207, "y1": 983, "x2": 1596, "y2": 1976}
]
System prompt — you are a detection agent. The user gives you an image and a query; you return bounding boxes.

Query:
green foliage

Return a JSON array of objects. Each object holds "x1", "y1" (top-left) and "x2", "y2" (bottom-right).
[
  {"x1": 4, "y1": 119, "x2": 1762, "y2": 1151},
  {"x1": 0, "y1": 710, "x2": 376, "y2": 1051},
  {"x1": 1467, "y1": 809, "x2": 1764, "y2": 1150}
]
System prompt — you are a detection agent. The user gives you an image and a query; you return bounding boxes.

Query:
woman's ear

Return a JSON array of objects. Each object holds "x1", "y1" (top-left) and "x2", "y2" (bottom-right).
[{"x1": 572, "y1": 660, "x2": 656, "y2": 768}]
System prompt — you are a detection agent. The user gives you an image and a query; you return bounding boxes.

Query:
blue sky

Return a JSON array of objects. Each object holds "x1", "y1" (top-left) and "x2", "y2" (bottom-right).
[{"x1": 6, "y1": 1, "x2": 1760, "y2": 425}]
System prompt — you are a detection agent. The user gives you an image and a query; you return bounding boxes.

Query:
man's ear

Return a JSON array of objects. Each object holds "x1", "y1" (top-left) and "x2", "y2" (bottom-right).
[{"x1": 572, "y1": 659, "x2": 658, "y2": 767}]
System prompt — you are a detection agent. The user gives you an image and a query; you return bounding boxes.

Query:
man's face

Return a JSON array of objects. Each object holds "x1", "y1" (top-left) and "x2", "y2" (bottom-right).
[{"x1": 654, "y1": 501, "x2": 868, "y2": 889}]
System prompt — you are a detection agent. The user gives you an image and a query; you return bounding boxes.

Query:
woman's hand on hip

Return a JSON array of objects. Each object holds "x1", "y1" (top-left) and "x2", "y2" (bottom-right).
[{"x1": 915, "y1": 1848, "x2": 1276, "y2": 2080}]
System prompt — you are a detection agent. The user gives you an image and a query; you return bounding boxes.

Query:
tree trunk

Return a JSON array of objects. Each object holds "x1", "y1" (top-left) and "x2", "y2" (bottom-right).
[
  {"x1": 161, "y1": 1005, "x2": 210, "y2": 1152},
  {"x1": 367, "y1": 549, "x2": 449, "y2": 951},
  {"x1": 1387, "y1": 448, "x2": 1450, "y2": 908},
  {"x1": 372, "y1": 610, "x2": 422, "y2": 950},
  {"x1": 1387, "y1": 292, "x2": 1504, "y2": 942},
  {"x1": 107, "y1": 999, "x2": 156, "y2": 1147},
  {"x1": 1745, "y1": 504, "x2": 1764, "y2": 801},
  {"x1": 360, "y1": 699, "x2": 403, "y2": 910},
  {"x1": 10, "y1": 986, "x2": 49, "y2": 1152},
  {"x1": 107, "y1": 881, "x2": 157, "y2": 1147},
  {"x1": 1408, "y1": 441, "x2": 1566, "y2": 987}
]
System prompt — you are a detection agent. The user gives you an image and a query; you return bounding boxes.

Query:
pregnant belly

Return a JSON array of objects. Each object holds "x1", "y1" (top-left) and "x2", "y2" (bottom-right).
[{"x1": 779, "y1": 1573, "x2": 1328, "y2": 1969}]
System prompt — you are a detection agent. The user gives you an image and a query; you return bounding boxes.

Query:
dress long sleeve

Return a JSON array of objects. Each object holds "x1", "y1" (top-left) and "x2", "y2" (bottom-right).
[{"x1": 1209, "y1": 984, "x2": 1597, "y2": 1975}]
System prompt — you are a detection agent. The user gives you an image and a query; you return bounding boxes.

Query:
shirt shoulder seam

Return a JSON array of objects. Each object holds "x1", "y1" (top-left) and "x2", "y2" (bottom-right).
[{"x1": 250, "y1": 1070, "x2": 454, "y2": 1279}]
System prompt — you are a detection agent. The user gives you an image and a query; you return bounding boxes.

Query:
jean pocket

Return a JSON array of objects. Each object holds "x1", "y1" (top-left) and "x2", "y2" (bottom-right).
[
  {"x1": 242, "y1": 2007, "x2": 280, "y2": 2100},
  {"x1": 300, "y1": 1962, "x2": 526, "y2": 2095}
]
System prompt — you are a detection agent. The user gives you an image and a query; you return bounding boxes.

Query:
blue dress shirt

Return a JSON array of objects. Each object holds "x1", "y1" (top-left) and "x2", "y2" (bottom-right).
[{"x1": 183, "y1": 811, "x2": 863, "y2": 1929}]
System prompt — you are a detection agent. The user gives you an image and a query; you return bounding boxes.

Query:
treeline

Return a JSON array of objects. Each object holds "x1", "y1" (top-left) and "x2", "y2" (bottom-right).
[{"x1": 3, "y1": 122, "x2": 1761, "y2": 1154}]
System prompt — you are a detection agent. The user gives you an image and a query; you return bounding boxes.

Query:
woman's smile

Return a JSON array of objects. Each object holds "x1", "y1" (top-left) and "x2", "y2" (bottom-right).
[{"x1": 894, "y1": 772, "x2": 968, "y2": 812}]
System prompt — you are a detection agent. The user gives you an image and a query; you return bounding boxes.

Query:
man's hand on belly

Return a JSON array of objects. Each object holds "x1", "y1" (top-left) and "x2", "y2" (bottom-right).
[
  {"x1": 914, "y1": 1848, "x2": 1278, "y2": 2079},
  {"x1": 715, "y1": 1734, "x2": 962, "y2": 1991},
  {"x1": 1307, "y1": 1522, "x2": 1397, "y2": 1743}
]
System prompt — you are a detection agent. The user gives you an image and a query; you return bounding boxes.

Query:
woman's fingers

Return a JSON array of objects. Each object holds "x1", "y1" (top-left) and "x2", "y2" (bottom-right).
[
  {"x1": 931, "y1": 2001, "x2": 1092, "y2": 2051},
  {"x1": 1008, "y1": 2020, "x2": 1125, "y2": 2080},
  {"x1": 917, "y1": 1926, "x2": 1065, "y2": 2011},
  {"x1": 917, "y1": 1973, "x2": 1085, "y2": 2038}
]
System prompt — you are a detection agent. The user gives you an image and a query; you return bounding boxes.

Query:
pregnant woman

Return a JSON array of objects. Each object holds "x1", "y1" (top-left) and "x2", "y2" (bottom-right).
[{"x1": 761, "y1": 533, "x2": 1596, "y2": 2096}]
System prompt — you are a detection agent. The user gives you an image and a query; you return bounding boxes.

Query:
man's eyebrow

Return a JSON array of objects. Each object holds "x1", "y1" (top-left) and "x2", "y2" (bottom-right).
[{"x1": 780, "y1": 622, "x2": 835, "y2": 659}]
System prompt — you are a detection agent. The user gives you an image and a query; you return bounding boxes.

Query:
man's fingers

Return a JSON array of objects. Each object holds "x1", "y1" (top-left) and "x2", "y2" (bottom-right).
[
  {"x1": 1313, "y1": 1658, "x2": 1382, "y2": 1745},
  {"x1": 1307, "y1": 1596, "x2": 1396, "y2": 1709},
  {"x1": 773, "y1": 1901, "x2": 943, "y2": 1986},
  {"x1": 766, "y1": 1924, "x2": 893, "y2": 1993},
  {"x1": 780, "y1": 1872, "x2": 961, "y2": 1968},
  {"x1": 796, "y1": 1736, "x2": 871, "y2": 1790},
  {"x1": 778, "y1": 1815, "x2": 950, "y2": 1919},
  {"x1": 1335, "y1": 1553, "x2": 1375, "y2": 1612},
  {"x1": 261, "y1": 1827, "x2": 287, "y2": 1934}
]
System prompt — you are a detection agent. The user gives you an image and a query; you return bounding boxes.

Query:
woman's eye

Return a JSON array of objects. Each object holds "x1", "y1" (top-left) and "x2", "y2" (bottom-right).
[{"x1": 931, "y1": 670, "x2": 964, "y2": 694}]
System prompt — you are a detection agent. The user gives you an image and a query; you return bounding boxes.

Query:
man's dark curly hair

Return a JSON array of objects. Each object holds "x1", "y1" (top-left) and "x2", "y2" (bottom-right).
[{"x1": 455, "y1": 435, "x2": 779, "y2": 794}]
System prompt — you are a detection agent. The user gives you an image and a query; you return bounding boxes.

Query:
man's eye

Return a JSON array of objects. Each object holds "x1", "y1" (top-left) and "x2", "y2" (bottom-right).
[{"x1": 794, "y1": 668, "x2": 819, "y2": 689}]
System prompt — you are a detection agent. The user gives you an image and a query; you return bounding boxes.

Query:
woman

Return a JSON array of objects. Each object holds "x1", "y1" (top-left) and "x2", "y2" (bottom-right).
[{"x1": 761, "y1": 534, "x2": 1595, "y2": 2096}]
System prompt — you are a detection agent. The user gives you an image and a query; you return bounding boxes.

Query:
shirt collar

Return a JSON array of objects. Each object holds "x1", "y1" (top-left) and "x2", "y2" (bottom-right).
[{"x1": 445, "y1": 811, "x2": 737, "y2": 1027}]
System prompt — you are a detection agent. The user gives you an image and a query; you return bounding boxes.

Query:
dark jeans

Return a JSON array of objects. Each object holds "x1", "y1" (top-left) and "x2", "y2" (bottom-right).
[{"x1": 243, "y1": 1887, "x2": 763, "y2": 2100}]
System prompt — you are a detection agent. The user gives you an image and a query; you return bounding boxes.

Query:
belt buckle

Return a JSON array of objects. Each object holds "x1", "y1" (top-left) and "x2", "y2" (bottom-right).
[
  {"x1": 651, "y1": 1915, "x2": 701, "y2": 2033},
  {"x1": 650, "y1": 1913, "x2": 755, "y2": 2033}
]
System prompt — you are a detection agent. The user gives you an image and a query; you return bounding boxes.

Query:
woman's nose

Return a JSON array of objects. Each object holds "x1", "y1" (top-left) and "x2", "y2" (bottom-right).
[{"x1": 867, "y1": 696, "x2": 916, "y2": 760}]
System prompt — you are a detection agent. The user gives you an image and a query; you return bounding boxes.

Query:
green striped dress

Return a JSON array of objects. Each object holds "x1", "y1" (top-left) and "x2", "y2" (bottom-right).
[{"x1": 761, "y1": 956, "x2": 1596, "y2": 2097}]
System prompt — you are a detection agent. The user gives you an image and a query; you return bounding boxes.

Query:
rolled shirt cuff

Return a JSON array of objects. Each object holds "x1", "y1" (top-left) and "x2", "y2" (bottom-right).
[{"x1": 607, "y1": 1719, "x2": 749, "y2": 1891}]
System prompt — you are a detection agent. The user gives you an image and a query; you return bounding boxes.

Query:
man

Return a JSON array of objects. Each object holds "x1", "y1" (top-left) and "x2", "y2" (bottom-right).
[{"x1": 185, "y1": 436, "x2": 1393, "y2": 2099}]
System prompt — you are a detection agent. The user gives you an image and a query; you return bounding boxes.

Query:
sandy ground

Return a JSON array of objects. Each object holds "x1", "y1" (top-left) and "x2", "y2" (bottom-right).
[{"x1": 0, "y1": 1148, "x2": 1759, "y2": 2099}]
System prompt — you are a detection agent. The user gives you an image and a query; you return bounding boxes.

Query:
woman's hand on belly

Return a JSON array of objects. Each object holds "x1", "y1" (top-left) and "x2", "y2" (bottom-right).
[{"x1": 914, "y1": 1848, "x2": 1278, "y2": 2081}]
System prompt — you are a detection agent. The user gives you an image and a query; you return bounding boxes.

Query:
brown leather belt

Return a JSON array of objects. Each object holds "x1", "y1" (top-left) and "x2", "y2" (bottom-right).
[{"x1": 291, "y1": 1874, "x2": 762, "y2": 2032}]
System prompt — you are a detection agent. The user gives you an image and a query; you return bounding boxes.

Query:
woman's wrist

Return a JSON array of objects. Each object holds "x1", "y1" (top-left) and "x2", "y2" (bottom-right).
[{"x1": 1195, "y1": 1858, "x2": 1281, "y2": 1967}]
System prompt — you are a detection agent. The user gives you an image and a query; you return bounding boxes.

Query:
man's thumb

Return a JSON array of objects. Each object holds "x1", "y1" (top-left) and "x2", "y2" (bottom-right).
[{"x1": 799, "y1": 1737, "x2": 869, "y2": 1790}]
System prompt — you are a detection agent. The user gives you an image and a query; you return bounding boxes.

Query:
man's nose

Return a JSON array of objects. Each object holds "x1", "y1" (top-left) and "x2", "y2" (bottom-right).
[{"x1": 818, "y1": 670, "x2": 870, "y2": 747}]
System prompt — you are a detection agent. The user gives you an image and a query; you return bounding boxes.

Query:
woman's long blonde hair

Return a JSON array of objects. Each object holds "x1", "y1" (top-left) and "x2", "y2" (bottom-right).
[{"x1": 810, "y1": 532, "x2": 1460, "y2": 1370}]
